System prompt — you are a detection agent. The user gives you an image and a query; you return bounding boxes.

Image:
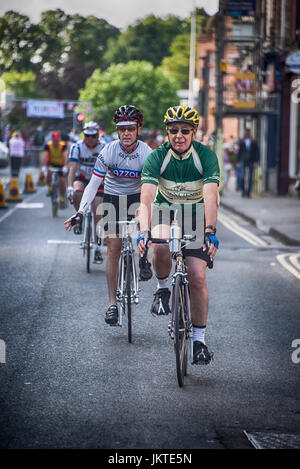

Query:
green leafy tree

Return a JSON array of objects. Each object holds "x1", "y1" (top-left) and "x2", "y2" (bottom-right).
[
  {"x1": 1, "y1": 70, "x2": 41, "y2": 98},
  {"x1": 0, "y1": 11, "x2": 41, "y2": 73},
  {"x1": 36, "y1": 10, "x2": 120, "y2": 99},
  {"x1": 79, "y1": 61, "x2": 179, "y2": 133},
  {"x1": 161, "y1": 34, "x2": 190, "y2": 89},
  {"x1": 160, "y1": 8, "x2": 209, "y2": 89},
  {"x1": 104, "y1": 15, "x2": 188, "y2": 67}
]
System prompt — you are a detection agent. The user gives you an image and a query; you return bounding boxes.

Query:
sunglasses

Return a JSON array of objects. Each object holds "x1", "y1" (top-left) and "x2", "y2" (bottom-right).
[
  {"x1": 84, "y1": 134, "x2": 98, "y2": 138},
  {"x1": 117, "y1": 126, "x2": 137, "y2": 133},
  {"x1": 167, "y1": 128, "x2": 193, "y2": 135}
]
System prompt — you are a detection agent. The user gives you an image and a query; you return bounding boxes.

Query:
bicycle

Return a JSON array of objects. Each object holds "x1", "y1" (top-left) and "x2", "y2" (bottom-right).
[
  {"x1": 81, "y1": 204, "x2": 95, "y2": 273},
  {"x1": 50, "y1": 167, "x2": 64, "y2": 217},
  {"x1": 148, "y1": 220, "x2": 213, "y2": 387},
  {"x1": 70, "y1": 189, "x2": 103, "y2": 273},
  {"x1": 116, "y1": 220, "x2": 139, "y2": 344}
]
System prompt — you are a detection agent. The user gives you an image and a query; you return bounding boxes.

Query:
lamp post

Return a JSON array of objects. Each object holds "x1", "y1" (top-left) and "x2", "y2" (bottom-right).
[{"x1": 188, "y1": 1, "x2": 196, "y2": 107}]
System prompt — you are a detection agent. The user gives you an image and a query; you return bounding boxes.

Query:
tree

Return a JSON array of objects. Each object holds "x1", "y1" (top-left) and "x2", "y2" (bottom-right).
[
  {"x1": 160, "y1": 9, "x2": 209, "y2": 90},
  {"x1": 79, "y1": 61, "x2": 179, "y2": 133},
  {"x1": 1, "y1": 70, "x2": 41, "y2": 98},
  {"x1": 161, "y1": 34, "x2": 190, "y2": 89},
  {"x1": 104, "y1": 15, "x2": 189, "y2": 67},
  {"x1": 36, "y1": 10, "x2": 120, "y2": 99},
  {"x1": 0, "y1": 11, "x2": 41, "y2": 73}
]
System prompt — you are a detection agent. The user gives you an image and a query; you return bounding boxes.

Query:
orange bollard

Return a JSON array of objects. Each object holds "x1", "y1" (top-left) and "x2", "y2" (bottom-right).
[
  {"x1": 0, "y1": 183, "x2": 8, "y2": 209},
  {"x1": 37, "y1": 169, "x2": 47, "y2": 186},
  {"x1": 7, "y1": 178, "x2": 22, "y2": 202},
  {"x1": 24, "y1": 173, "x2": 36, "y2": 193}
]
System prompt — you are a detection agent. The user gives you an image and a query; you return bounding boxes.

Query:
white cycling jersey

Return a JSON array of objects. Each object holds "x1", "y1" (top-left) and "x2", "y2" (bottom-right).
[
  {"x1": 68, "y1": 139, "x2": 106, "y2": 181},
  {"x1": 93, "y1": 139, "x2": 152, "y2": 195},
  {"x1": 79, "y1": 139, "x2": 152, "y2": 213}
]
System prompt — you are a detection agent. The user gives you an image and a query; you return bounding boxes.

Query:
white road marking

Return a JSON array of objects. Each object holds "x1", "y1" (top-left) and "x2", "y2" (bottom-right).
[
  {"x1": 0, "y1": 188, "x2": 46, "y2": 224},
  {"x1": 218, "y1": 211, "x2": 268, "y2": 246},
  {"x1": 48, "y1": 240, "x2": 80, "y2": 245},
  {"x1": 276, "y1": 253, "x2": 300, "y2": 280},
  {"x1": 16, "y1": 202, "x2": 44, "y2": 209}
]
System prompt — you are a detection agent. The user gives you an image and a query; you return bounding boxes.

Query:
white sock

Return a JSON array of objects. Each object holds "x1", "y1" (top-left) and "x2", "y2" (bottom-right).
[
  {"x1": 193, "y1": 325, "x2": 206, "y2": 344},
  {"x1": 156, "y1": 276, "x2": 169, "y2": 290}
]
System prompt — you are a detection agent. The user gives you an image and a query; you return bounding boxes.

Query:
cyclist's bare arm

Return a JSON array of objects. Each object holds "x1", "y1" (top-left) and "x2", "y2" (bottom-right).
[{"x1": 137, "y1": 183, "x2": 157, "y2": 256}]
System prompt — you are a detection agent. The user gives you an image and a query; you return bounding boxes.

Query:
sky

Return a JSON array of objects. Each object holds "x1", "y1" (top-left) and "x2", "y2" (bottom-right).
[{"x1": 0, "y1": 0, "x2": 219, "y2": 29}]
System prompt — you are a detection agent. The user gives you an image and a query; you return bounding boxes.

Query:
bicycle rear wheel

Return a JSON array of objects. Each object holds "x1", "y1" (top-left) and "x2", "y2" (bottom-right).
[
  {"x1": 174, "y1": 275, "x2": 188, "y2": 387},
  {"x1": 86, "y1": 212, "x2": 92, "y2": 273},
  {"x1": 125, "y1": 250, "x2": 132, "y2": 343}
]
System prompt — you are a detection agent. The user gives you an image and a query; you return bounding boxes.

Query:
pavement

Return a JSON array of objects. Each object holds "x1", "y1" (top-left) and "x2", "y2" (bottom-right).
[
  {"x1": 1, "y1": 165, "x2": 300, "y2": 247},
  {"x1": 220, "y1": 181, "x2": 300, "y2": 247}
]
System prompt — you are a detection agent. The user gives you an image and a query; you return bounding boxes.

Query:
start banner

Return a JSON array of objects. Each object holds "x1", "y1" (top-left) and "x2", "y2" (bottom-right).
[{"x1": 27, "y1": 99, "x2": 65, "y2": 119}]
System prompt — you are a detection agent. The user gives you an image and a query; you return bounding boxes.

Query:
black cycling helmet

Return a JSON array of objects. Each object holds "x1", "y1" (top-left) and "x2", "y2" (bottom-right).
[{"x1": 113, "y1": 105, "x2": 143, "y2": 126}]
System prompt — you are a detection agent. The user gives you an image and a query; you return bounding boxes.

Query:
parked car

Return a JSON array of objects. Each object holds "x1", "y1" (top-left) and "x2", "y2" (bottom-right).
[{"x1": 0, "y1": 141, "x2": 8, "y2": 168}]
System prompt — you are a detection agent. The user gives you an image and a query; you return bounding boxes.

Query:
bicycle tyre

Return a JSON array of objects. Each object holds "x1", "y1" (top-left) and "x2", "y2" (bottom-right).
[
  {"x1": 174, "y1": 275, "x2": 188, "y2": 387},
  {"x1": 51, "y1": 176, "x2": 59, "y2": 217},
  {"x1": 125, "y1": 250, "x2": 132, "y2": 343},
  {"x1": 86, "y1": 212, "x2": 91, "y2": 273}
]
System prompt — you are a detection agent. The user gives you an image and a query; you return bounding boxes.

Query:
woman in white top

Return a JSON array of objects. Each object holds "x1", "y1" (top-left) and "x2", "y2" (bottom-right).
[{"x1": 9, "y1": 131, "x2": 25, "y2": 177}]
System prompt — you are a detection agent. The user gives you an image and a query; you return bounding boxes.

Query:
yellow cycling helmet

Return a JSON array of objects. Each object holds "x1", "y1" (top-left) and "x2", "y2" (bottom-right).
[{"x1": 164, "y1": 105, "x2": 199, "y2": 127}]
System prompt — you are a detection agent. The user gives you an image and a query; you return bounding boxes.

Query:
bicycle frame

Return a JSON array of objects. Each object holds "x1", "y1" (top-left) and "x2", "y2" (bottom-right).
[{"x1": 116, "y1": 220, "x2": 139, "y2": 342}]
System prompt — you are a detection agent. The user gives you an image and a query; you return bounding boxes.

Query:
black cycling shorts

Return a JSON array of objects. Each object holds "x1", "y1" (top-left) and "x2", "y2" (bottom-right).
[
  {"x1": 102, "y1": 193, "x2": 140, "y2": 236},
  {"x1": 151, "y1": 204, "x2": 210, "y2": 262}
]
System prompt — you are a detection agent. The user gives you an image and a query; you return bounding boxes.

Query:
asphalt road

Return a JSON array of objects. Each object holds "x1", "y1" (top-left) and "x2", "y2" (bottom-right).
[{"x1": 0, "y1": 184, "x2": 299, "y2": 451}]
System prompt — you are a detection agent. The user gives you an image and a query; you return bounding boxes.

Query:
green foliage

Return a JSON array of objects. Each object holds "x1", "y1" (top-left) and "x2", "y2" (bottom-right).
[
  {"x1": 0, "y1": 11, "x2": 41, "y2": 72},
  {"x1": 161, "y1": 34, "x2": 190, "y2": 89},
  {"x1": 160, "y1": 8, "x2": 209, "y2": 89},
  {"x1": 79, "y1": 61, "x2": 179, "y2": 133},
  {"x1": 104, "y1": 15, "x2": 189, "y2": 67},
  {"x1": 0, "y1": 9, "x2": 120, "y2": 99},
  {"x1": 1, "y1": 70, "x2": 41, "y2": 98}
]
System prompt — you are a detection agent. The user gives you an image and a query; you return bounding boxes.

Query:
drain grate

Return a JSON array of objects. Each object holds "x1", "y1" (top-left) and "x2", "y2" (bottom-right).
[{"x1": 244, "y1": 431, "x2": 300, "y2": 449}]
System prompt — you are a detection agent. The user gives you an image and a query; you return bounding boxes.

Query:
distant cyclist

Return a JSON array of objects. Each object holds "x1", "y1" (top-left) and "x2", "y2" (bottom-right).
[
  {"x1": 64, "y1": 105, "x2": 152, "y2": 326},
  {"x1": 43, "y1": 131, "x2": 68, "y2": 208},
  {"x1": 67, "y1": 121, "x2": 106, "y2": 263},
  {"x1": 137, "y1": 105, "x2": 220, "y2": 365}
]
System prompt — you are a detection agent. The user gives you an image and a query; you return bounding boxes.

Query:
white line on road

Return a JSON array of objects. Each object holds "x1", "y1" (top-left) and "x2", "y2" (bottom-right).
[
  {"x1": 276, "y1": 253, "x2": 300, "y2": 280},
  {"x1": 0, "y1": 188, "x2": 46, "y2": 224},
  {"x1": 218, "y1": 211, "x2": 268, "y2": 247},
  {"x1": 48, "y1": 240, "x2": 80, "y2": 244}
]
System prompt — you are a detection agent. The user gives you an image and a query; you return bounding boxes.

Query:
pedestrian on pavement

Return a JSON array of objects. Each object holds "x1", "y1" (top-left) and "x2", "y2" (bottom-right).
[
  {"x1": 237, "y1": 128, "x2": 259, "y2": 198},
  {"x1": 222, "y1": 144, "x2": 233, "y2": 191},
  {"x1": 8, "y1": 131, "x2": 25, "y2": 178}
]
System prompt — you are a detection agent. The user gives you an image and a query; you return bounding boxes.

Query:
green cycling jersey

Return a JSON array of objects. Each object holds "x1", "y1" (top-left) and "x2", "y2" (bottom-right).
[{"x1": 141, "y1": 140, "x2": 220, "y2": 207}]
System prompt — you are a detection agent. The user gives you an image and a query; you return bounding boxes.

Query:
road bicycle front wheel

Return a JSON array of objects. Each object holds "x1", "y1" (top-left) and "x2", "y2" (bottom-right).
[
  {"x1": 86, "y1": 212, "x2": 92, "y2": 273},
  {"x1": 174, "y1": 275, "x2": 188, "y2": 387},
  {"x1": 125, "y1": 250, "x2": 132, "y2": 343}
]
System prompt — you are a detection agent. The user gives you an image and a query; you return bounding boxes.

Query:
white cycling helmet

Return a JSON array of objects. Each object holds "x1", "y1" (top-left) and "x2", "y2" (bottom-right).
[{"x1": 83, "y1": 121, "x2": 100, "y2": 135}]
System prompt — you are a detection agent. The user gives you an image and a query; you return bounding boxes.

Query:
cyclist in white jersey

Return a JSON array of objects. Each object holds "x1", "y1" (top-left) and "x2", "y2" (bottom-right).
[
  {"x1": 65, "y1": 105, "x2": 152, "y2": 325},
  {"x1": 67, "y1": 121, "x2": 106, "y2": 263}
]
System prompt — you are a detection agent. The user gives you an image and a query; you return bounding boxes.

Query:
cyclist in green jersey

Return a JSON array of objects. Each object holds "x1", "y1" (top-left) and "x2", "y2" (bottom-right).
[{"x1": 137, "y1": 105, "x2": 220, "y2": 365}]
